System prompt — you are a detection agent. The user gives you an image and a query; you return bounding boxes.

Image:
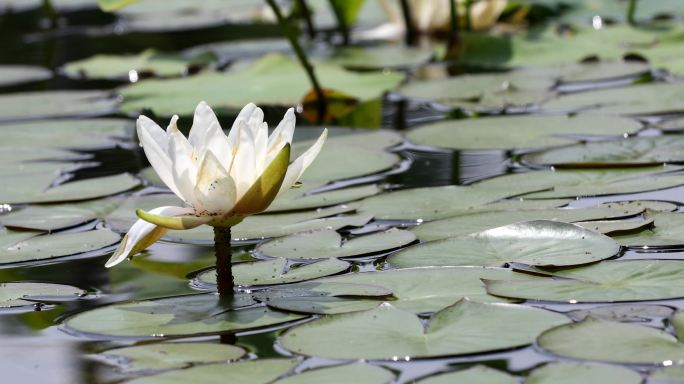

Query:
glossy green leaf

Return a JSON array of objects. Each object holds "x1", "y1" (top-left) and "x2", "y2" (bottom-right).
[
  {"x1": 267, "y1": 184, "x2": 381, "y2": 213},
  {"x1": 0, "y1": 199, "x2": 121, "y2": 231},
  {"x1": 0, "y1": 119, "x2": 133, "y2": 149},
  {"x1": 1, "y1": 173, "x2": 140, "y2": 204},
  {"x1": 613, "y1": 212, "x2": 684, "y2": 247},
  {"x1": 0, "y1": 282, "x2": 86, "y2": 308},
  {"x1": 0, "y1": 90, "x2": 118, "y2": 122}
]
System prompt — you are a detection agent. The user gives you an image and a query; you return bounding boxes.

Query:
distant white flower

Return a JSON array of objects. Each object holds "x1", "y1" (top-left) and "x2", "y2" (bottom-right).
[
  {"x1": 106, "y1": 102, "x2": 327, "y2": 267},
  {"x1": 380, "y1": 0, "x2": 507, "y2": 33}
]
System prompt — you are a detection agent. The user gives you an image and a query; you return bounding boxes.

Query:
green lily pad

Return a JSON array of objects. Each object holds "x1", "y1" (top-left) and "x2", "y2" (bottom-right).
[
  {"x1": 0, "y1": 119, "x2": 133, "y2": 149},
  {"x1": 0, "y1": 199, "x2": 121, "y2": 231},
  {"x1": 100, "y1": 342, "x2": 246, "y2": 372},
  {"x1": 125, "y1": 358, "x2": 300, "y2": 384},
  {"x1": 319, "y1": 266, "x2": 539, "y2": 314},
  {"x1": 485, "y1": 260, "x2": 684, "y2": 303},
  {"x1": 325, "y1": 45, "x2": 434, "y2": 70},
  {"x1": 256, "y1": 228, "x2": 416, "y2": 260},
  {"x1": 182, "y1": 39, "x2": 291, "y2": 64},
  {"x1": 551, "y1": 61, "x2": 651, "y2": 83},
  {"x1": 525, "y1": 362, "x2": 642, "y2": 384},
  {"x1": 0, "y1": 65, "x2": 51, "y2": 86},
  {"x1": 266, "y1": 184, "x2": 381, "y2": 213},
  {"x1": 566, "y1": 304, "x2": 675, "y2": 323},
  {"x1": 412, "y1": 206, "x2": 645, "y2": 241},
  {"x1": 614, "y1": 212, "x2": 684, "y2": 247},
  {"x1": 405, "y1": 115, "x2": 641, "y2": 150},
  {"x1": 523, "y1": 136, "x2": 684, "y2": 167},
  {"x1": 416, "y1": 365, "x2": 517, "y2": 384},
  {"x1": 0, "y1": 90, "x2": 118, "y2": 122},
  {"x1": 61, "y1": 49, "x2": 213, "y2": 80},
  {"x1": 601, "y1": 200, "x2": 678, "y2": 213},
  {"x1": 120, "y1": 54, "x2": 404, "y2": 116},
  {"x1": 274, "y1": 363, "x2": 394, "y2": 384},
  {"x1": 390, "y1": 220, "x2": 619, "y2": 268},
  {"x1": 537, "y1": 316, "x2": 684, "y2": 365},
  {"x1": 196, "y1": 258, "x2": 350, "y2": 287},
  {"x1": 651, "y1": 366, "x2": 684, "y2": 381},
  {"x1": 0, "y1": 282, "x2": 86, "y2": 308},
  {"x1": 280, "y1": 300, "x2": 569, "y2": 360},
  {"x1": 0, "y1": 147, "x2": 84, "y2": 177},
  {"x1": 575, "y1": 218, "x2": 654, "y2": 236},
  {"x1": 63, "y1": 293, "x2": 305, "y2": 338},
  {"x1": 0, "y1": 228, "x2": 120, "y2": 265}
]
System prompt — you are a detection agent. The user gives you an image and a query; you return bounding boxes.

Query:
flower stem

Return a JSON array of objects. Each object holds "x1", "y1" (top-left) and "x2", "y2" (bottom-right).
[
  {"x1": 214, "y1": 226, "x2": 233, "y2": 298},
  {"x1": 265, "y1": 0, "x2": 327, "y2": 123},
  {"x1": 328, "y1": 0, "x2": 350, "y2": 45},
  {"x1": 446, "y1": 0, "x2": 461, "y2": 56},
  {"x1": 399, "y1": 0, "x2": 417, "y2": 46},
  {"x1": 627, "y1": 0, "x2": 638, "y2": 26},
  {"x1": 296, "y1": 0, "x2": 316, "y2": 39}
]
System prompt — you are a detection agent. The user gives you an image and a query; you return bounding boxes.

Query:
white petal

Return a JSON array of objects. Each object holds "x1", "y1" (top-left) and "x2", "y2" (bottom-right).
[
  {"x1": 276, "y1": 128, "x2": 328, "y2": 198},
  {"x1": 229, "y1": 121, "x2": 257, "y2": 199},
  {"x1": 105, "y1": 206, "x2": 194, "y2": 268},
  {"x1": 266, "y1": 108, "x2": 295, "y2": 158},
  {"x1": 188, "y1": 101, "x2": 220, "y2": 147},
  {"x1": 227, "y1": 103, "x2": 257, "y2": 147},
  {"x1": 168, "y1": 121, "x2": 199, "y2": 206},
  {"x1": 193, "y1": 150, "x2": 237, "y2": 214},
  {"x1": 137, "y1": 116, "x2": 183, "y2": 198}
]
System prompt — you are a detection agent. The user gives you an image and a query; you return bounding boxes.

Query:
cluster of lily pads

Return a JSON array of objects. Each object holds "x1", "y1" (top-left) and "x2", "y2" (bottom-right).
[{"x1": 7, "y1": 0, "x2": 684, "y2": 383}]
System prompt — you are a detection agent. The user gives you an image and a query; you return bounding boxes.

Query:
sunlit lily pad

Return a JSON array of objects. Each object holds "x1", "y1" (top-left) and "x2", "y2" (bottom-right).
[
  {"x1": 1, "y1": 199, "x2": 120, "y2": 231},
  {"x1": 601, "y1": 200, "x2": 678, "y2": 213},
  {"x1": 0, "y1": 65, "x2": 51, "y2": 86},
  {"x1": 274, "y1": 362, "x2": 394, "y2": 384},
  {"x1": 196, "y1": 258, "x2": 350, "y2": 287},
  {"x1": 390, "y1": 220, "x2": 619, "y2": 268},
  {"x1": 120, "y1": 54, "x2": 404, "y2": 116},
  {"x1": 266, "y1": 184, "x2": 381, "y2": 212},
  {"x1": 100, "y1": 342, "x2": 246, "y2": 372},
  {"x1": 406, "y1": 115, "x2": 641, "y2": 150},
  {"x1": 575, "y1": 218, "x2": 654, "y2": 236},
  {"x1": 280, "y1": 300, "x2": 569, "y2": 360},
  {"x1": 0, "y1": 282, "x2": 86, "y2": 308},
  {"x1": 651, "y1": 366, "x2": 684, "y2": 381},
  {"x1": 551, "y1": 61, "x2": 650, "y2": 83},
  {"x1": 0, "y1": 147, "x2": 85, "y2": 177},
  {"x1": 126, "y1": 358, "x2": 300, "y2": 384},
  {"x1": 325, "y1": 45, "x2": 434, "y2": 70},
  {"x1": 485, "y1": 260, "x2": 684, "y2": 303},
  {"x1": 525, "y1": 362, "x2": 642, "y2": 384},
  {"x1": 523, "y1": 136, "x2": 684, "y2": 167},
  {"x1": 614, "y1": 212, "x2": 684, "y2": 247},
  {"x1": 63, "y1": 293, "x2": 305, "y2": 338},
  {"x1": 1, "y1": 173, "x2": 140, "y2": 204},
  {"x1": 566, "y1": 304, "x2": 675, "y2": 323},
  {"x1": 416, "y1": 365, "x2": 516, "y2": 384},
  {"x1": 256, "y1": 228, "x2": 415, "y2": 260},
  {"x1": 0, "y1": 228, "x2": 119, "y2": 264},
  {"x1": 0, "y1": 90, "x2": 118, "y2": 122},
  {"x1": 0, "y1": 119, "x2": 133, "y2": 149},
  {"x1": 537, "y1": 316, "x2": 684, "y2": 364}
]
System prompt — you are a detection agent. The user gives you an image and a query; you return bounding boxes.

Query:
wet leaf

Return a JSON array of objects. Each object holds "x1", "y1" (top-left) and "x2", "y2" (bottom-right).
[{"x1": 0, "y1": 282, "x2": 86, "y2": 308}]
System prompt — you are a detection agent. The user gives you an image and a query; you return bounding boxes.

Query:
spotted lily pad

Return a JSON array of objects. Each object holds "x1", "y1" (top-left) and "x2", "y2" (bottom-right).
[
  {"x1": 0, "y1": 65, "x2": 51, "y2": 87},
  {"x1": 280, "y1": 300, "x2": 569, "y2": 360},
  {"x1": 274, "y1": 363, "x2": 394, "y2": 384},
  {"x1": 406, "y1": 115, "x2": 641, "y2": 150},
  {"x1": 416, "y1": 365, "x2": 517, "y2": 384},
  {"x1": 390, "y1": 220, "x2": 619, "y2": 268},
  {"x1": 0, "y1": 90, "x2": 118, "y2": 122},
  {"x1": 0, "y1": 119, "x2": 133, "y2": 149},
  {"x1": 485, "y1": 260, "x2": 684, "y2": 303},
  {"x1": 256, "y1": 228, "x2": 415, "y2": 260},
  {"x1": 0, "y1": 282, "x2": 86, "y2": 308},
  {"x1": 63, "y1": 293, "x2": 305, "y2": 338},
  {"x1": 525, "y1": 362, "x2": 642, "y2": 384},
  {"x1": 100, "y1": 342, "x2": 246, "y2": 372}
]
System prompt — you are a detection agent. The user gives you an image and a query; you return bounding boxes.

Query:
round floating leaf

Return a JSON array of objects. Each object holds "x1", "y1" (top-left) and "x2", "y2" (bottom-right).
[
  {"x1": 575, "y1": 218, "x2": 654, "y2": 236},
  {"x1": 0, "y1": 119, "x2": 133, "y2": 149},
  {"x1": 613, "y1": 212, "x2": 684, "y2": 247},
  {"x1": 412, "y1": 206, "x2": 644, "y2": 241},
  {"x1": 0, "y1": 228, "x2": 120, "y2": 264},
  {"x1": 63, "y1": 293, "x2": 305, "y2": 338},
  {"x1": 601, "y1": 200, "x2": 678, "y2": 213},
  {"x1": 182, "y1": 39, "x2": 291, "y2": 64},
  {"x1": 523, "y1": 136, "x2": 684, "y2": 167},
  {"x1": 0, "y1": 199, "x2": 121, "y2": 231},
  {"x1": 266, "y1": 184, "x2": 381, "y2": 213},
  {"x1": 405, "y1": 115, "x2": 641, "y2": 150},
  {"x1": 566, "y1": 304, "x2": 675, "y2": 323},
  {"x1": 391, "y1": 220, "x2": 619, "y2": 268},
  {"x1": 525, "y1": 362, "x2": 642, "y2": 384},
  {"x1": 100, "y1": 342, "x2": 246, "y2": 372},
  {"x1": 274, "y1": 363, "x2": 394, "y2": 384},
  {"x1": 651, "y1": 366, "x2": 684, "y2": 381},
  {"x1": 326, "y1": 45, "x2": 434, "y2": 70},
  {"x1": 120, "y1": 54, "x2": 404, "y2": 116},
  {"x1": 0, "y1": 282, "x2": 86, "y2": 308},
  {"x1": 0, "y1": 65, "x2": 51, "y2": 86},
  {"x1": 0, "y1": 90, "x2": 118, "y2": 122},
  {"x1": 126, "y1": 358, "x2": 300, "y2": 384},
  {"x1": 196, "y1": 258, "x2": 350, "y2": 287},
  {"x1": 538, "y1": 316, "x2": 684, "y2": 365},
  {"x1": 319, "y1": 267, "x2": 539, "y2": 313},
  {"x1": 416, "y1": 365, "x2": 517, "y2": 384},
  {"x1": 485, "y1": 260, "x2": 684, "y2": 303},
  {"x1": 257, "y1": 228, "x2": 415, "y2": 260},
  {"x1": 552, "y1": 61, "x2": 650, "y2": 83},
  {"x1": 280, "y1": 300, "x2": 569, "y2": 360}
]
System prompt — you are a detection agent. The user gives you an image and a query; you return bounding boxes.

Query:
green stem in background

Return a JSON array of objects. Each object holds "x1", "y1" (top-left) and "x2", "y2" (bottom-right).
[
  {"x1": 214, "y1": 226, "x2": 233, "y2": 298},
  {"x1": 399, "y1": 0, "x2": 417, "y2": 46},
  {"x1": 464, "y1": 0, "x2": 472, "y2": 30},
  {"x1": 328, "y1": 0, "x2": 350, "y2": 45},
  {"x1": 265, "y1": 0, "x2": 327, "y2": 124},
  {"x1": 446, "y1": 0, "x2": 460, "y2": 57},
  {"x1": 627, "y1": 0, "x2": 638, "y2": 26},
  {"x1": 296, "y1": 0, "x2": 316, "y2": 39}
]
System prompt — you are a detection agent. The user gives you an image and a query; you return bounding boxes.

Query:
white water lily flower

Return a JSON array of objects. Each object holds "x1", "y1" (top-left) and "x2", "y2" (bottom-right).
[
  {"x1": 379, "y1": 0, "x2": 507, "y2": 33},
  {"x1": 106, "y1": 102, "x2": 327, "y2": 268}
]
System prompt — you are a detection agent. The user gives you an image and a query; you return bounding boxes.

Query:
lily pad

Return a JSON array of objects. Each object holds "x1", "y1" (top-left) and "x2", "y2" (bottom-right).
[
  {"x1": 416, "y1": 365, "x2": 517, "y2": 384},
  {"x1": 485, "y1": 260, "x2": 684, "y2": 303},
  {"x1": 406, "y1": 115, "x2": 642, "y2": 150},
  {"x1": 256, "y1": 228, "x2": 415, "y2": 260},
  {"x1": 525, "y1": 362, "x2": 642, "y2": 384},
  {"x1": 0, "y1": 199, "x2": 121, "y2": 231},
  {"x1": 613, "y1": 213, "x2": 684, "y2": 247},
  {"x1": 575, "y1": 218, "x2": 655, "y2": 236},
  {"x1": 325, "y1": 45, "x2": 434, "y2": 70},
  {"x1": 266, "y1": 184, "x2": 381, "y2": 212},
  {"x1": 537, "y1": 316, "x2": 684, "y2": 365},
  {"x1": 63, "y1": 293, "x2": 305, "y2": 338},
  {"x1": 0, "y1": 90, "x2": 119, "y2": 122},
  {"x1": 390, "y1": 220, "x2": 619, "y2": 268},
  {"x1": 196, "y1": 258, "x2": 351, "y2": 287},
  {"x1": 651, "y1": 366, "x2": 684, "y2": 381},
  {"x1": 100, "y1": 342, "x2": 246, "y2": 372},
  {"x1": 273, "y1": 363, "x2": 394, "y2": 384},
  {"x1": 120, "y1": 54, "x2": 404, "y2": 116},
  {"x1": 552, "y1": 61, "x2": 651, "y2": 83},
  {"x1": 280, "y1": 300, "x2": 569, "y2": 360},
  {"x1": 566, "y1": 304, "x2": 675, "y2": 323},
  {"x1": 0, "y1": 65, "x2": 51, "y2": 87},
  {"x1": 601, "y1": 200, "x2": 678, "y2": 213},
  {"x1": 0, "y1": 119, "x2": 133, "y2": 149},
  {"x1": 523, "y1": 136, "x2": 684, "y2": 167},
  {"x1": 0, "y1": 282, "x2": 86, "y2": 308},
  {"x1": 0, "y1": 228, "x2": 120, "y2": 264}
]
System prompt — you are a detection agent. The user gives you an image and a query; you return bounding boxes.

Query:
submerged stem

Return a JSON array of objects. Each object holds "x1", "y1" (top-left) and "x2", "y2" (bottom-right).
[
  {"x1": 214, "y1": 226, "x2": 233, "y2": 298},
  {"x1": 627, "y1": 0, "x2": 638, "y2": 26}
]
